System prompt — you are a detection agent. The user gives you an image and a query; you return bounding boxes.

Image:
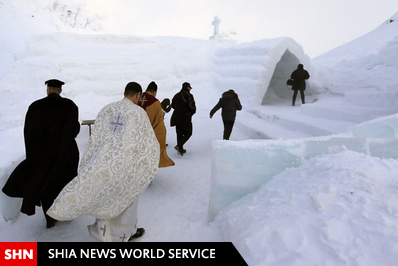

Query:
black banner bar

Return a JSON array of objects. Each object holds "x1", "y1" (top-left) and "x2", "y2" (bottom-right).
[{"x1": 37, "y1": 242, "x2": 247, "y2": 265}]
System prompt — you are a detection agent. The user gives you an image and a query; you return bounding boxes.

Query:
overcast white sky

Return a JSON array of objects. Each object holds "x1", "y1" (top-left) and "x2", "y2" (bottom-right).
[{"x1": 94, "y1": 0, "x2": 398, "y2": 58}]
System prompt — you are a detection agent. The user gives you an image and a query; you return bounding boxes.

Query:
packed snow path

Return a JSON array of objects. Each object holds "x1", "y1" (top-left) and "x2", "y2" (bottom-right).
[{"x1": 0, "y1": 103, "x2": 248, "y2": 242}]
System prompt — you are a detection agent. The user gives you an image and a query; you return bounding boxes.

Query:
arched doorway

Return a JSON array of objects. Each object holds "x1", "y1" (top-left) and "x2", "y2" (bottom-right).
[{"x1": 262, "y1": 49, "x2": 301, "y2": 105}]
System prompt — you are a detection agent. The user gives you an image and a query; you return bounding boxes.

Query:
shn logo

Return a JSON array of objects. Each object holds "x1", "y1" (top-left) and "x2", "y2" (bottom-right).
[
  {"x1": 0, "y1": 242, "x2": 37, "y2": 266},
  {"x1": 4, "y1": 249, "x2": 34, "y2": 260}
]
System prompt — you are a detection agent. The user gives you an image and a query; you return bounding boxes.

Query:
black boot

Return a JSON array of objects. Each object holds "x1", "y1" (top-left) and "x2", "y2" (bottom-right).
[
  {"x1": 174, "y1": 145, "x2": 186, "y2": 156},
  {"x1": 128, "y1": 228, "x2": 145, "y2": 241},
  {"x1": 46, "y1": 215, "x2": 57, "y2": 229}
]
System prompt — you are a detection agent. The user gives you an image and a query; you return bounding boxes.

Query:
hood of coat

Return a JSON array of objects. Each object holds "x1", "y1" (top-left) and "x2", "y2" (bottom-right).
[{"x1": 222, "y1": 90, "x2": 238, "y2": 100}]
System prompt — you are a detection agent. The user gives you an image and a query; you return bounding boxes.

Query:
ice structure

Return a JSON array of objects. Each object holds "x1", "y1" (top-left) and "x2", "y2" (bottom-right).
[
  {"x1": 208, "y1": 113, "x2": 398, "y2": 222},
  {"x1": 1, "y1": 33, "x2": 314, "y2": 111},
  {"x1": 213, "y1": 37, "x2": 315, "y2": 106},
  {"x1": 0, "y1": 156, "x2": 24, "y2": 222}
]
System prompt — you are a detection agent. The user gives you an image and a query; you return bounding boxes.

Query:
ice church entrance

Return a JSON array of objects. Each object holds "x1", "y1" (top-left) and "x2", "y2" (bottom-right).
[{"x1": 261, "y1": 49, "x2": 302, "y2": 105}]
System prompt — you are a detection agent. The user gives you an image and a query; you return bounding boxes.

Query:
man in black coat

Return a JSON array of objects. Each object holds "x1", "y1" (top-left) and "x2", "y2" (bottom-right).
[
  {"x1": 210, "y1": 89, "x2": 242, "y2": 140},
  {"x1": 291, "y1": 64, "x2": 310, "y2": 106},
  {"x1": 170, "y1": 82, "x2": 196, "y2": 156},
  {"x1": 2, "y1": 79, "x2": 80, "y2": 228}
]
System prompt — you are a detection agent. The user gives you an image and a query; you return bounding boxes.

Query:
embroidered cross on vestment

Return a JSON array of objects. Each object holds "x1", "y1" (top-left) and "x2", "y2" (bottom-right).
[
  {"x1": 100, "y1": 224, "x2": 107, "y2": 236},
  {"x1": 110, "y1": 115, "x2": 124, "y2": 133},
  {"x1": 119, "y1": 234, "x2": 128, "y2": 242},
  {"x1": 139, "y1": 96, "x2": 147, "y2": 106}
]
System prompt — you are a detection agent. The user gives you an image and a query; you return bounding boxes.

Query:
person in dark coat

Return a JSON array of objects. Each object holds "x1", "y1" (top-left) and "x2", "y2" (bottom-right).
[
  {"x1": 291, "y1": 64, "x2": 310, "y2": 106},
  {"x1": 170, "y1": 82, "x2": 196, "y2": 156},
  {"x1": 210, "y1": 89, "x2": 242, "y2": 140},
  {"x1": 2, "y1": 79, "x2": 80, "y2": 228}
]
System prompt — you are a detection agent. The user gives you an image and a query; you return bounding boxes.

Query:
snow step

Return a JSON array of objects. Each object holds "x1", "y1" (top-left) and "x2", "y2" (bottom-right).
[
  {"x1": 300, "y1": 97, "x2": 398, "y2": 123},
  {"x1": 242, "y1": 101, "x2": 357, "y2": 138},
  {"x1": 345, "y1": 91, "x2": 398, "y2": 108},
  {"x1": 300, "y1": 104, "x2": 374, "y2": 123},
  {"x1": 236, "y1": 112, "x2": 312, "y2": 139}
]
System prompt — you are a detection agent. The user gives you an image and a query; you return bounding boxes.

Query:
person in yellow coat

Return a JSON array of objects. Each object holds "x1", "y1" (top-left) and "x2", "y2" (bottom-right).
[{"x1": 139, "y1": 81, "x2": 175, "y2": 168}]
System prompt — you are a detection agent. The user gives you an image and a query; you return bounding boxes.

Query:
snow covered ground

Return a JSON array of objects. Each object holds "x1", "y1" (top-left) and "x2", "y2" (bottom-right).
[{"x1": 1, "y1": 1, "x2": 398, "y2": 265}]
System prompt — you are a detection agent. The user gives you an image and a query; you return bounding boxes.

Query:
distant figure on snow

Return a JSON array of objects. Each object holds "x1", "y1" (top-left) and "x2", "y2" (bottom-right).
[
  {"x1": 139, "y1": 81, "x2": 174, "y2": 168},
  {"x1": 290, "y1": 64, "x2": 310, "y2": 106},
  {"x1": 2, "y1": 79, "x2": 80, "y2": 229},
  {"x1": 170, "y1": 82, "x2": 196, "y2": 156},
  {"x1": 210, "y1": 89, "x2": 242, "y2": 140}
]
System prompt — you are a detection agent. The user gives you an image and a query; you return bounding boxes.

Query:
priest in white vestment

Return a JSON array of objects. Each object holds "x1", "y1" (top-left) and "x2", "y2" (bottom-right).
[{"x1": 47, "y1": 82, "x2": 160, "y2": 242}]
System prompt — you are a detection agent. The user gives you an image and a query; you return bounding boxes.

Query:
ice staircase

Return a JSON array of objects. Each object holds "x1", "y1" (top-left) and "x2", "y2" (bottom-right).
[
  {"x1": 1, "y1": 33, "x2": 215, "y2": 123},
  {"x1": 212, "y1": 44, "x2": 269, "y2": 97},
  {"x1": 237, "y1": 92, "x2": 398, "y2": 140}
]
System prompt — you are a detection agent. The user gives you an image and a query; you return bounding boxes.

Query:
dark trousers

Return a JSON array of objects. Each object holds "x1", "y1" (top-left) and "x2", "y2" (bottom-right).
[
  {"x1": 41, "y1": 189, "x2": 60, "y2": 228},
  {"x1": 176, "y1": 121, "x2": 192, "y2": 149},
  {"x1": 292, "y1": 89, "x2": 305, "y2": 105},
  {"x1": 223, "y1": 120, "x2": 235, "y2": 140},
  {"x1": 41, "y1": 198, "x2": 57, "y2": 227}
]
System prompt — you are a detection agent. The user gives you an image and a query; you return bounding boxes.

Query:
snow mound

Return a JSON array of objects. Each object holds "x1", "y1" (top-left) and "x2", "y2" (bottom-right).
[
  {"x1": 313, "y1": 12, "x2": 398, "y2": 95},
  {"x1": 0, "y1": 0, "x2": 104, "y2": 78},
  {"x1": 215, "y1": 149, "x2": 398, "y2": 266}
]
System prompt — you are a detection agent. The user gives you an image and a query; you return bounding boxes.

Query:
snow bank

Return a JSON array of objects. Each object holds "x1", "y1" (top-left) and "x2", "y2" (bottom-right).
[
  {"x1": 313, "y1": 12, "x2": 398, "y2": 96},
  {"x1": 215, "y1": 149, "x2": 398, "y2": 265},
  {"x1": 208, "y1": 113, "x2": 398, "y2": 222},
  {"x1": 0, "y1": 0, "x2": 104, "y2": 79}
]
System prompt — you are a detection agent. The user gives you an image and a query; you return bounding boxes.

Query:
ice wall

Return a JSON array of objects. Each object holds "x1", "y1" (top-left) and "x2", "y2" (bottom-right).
[
  {"x1": 0, "y1": 156, "x2": 24, "y2": 222},
  {"x1": 208, "y1": 114, "x2": 398, "y2": 222}
]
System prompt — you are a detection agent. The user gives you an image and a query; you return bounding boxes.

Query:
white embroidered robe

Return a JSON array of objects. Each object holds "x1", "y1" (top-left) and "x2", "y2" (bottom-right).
[{"x1": 47, "y1": 98, "x2": 160, "y2": 221}]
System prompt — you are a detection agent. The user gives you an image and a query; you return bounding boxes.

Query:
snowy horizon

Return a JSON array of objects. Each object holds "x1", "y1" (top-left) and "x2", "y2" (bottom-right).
[{"x1": 1, "y1": 0, "x2": 398, "y2": 58}]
